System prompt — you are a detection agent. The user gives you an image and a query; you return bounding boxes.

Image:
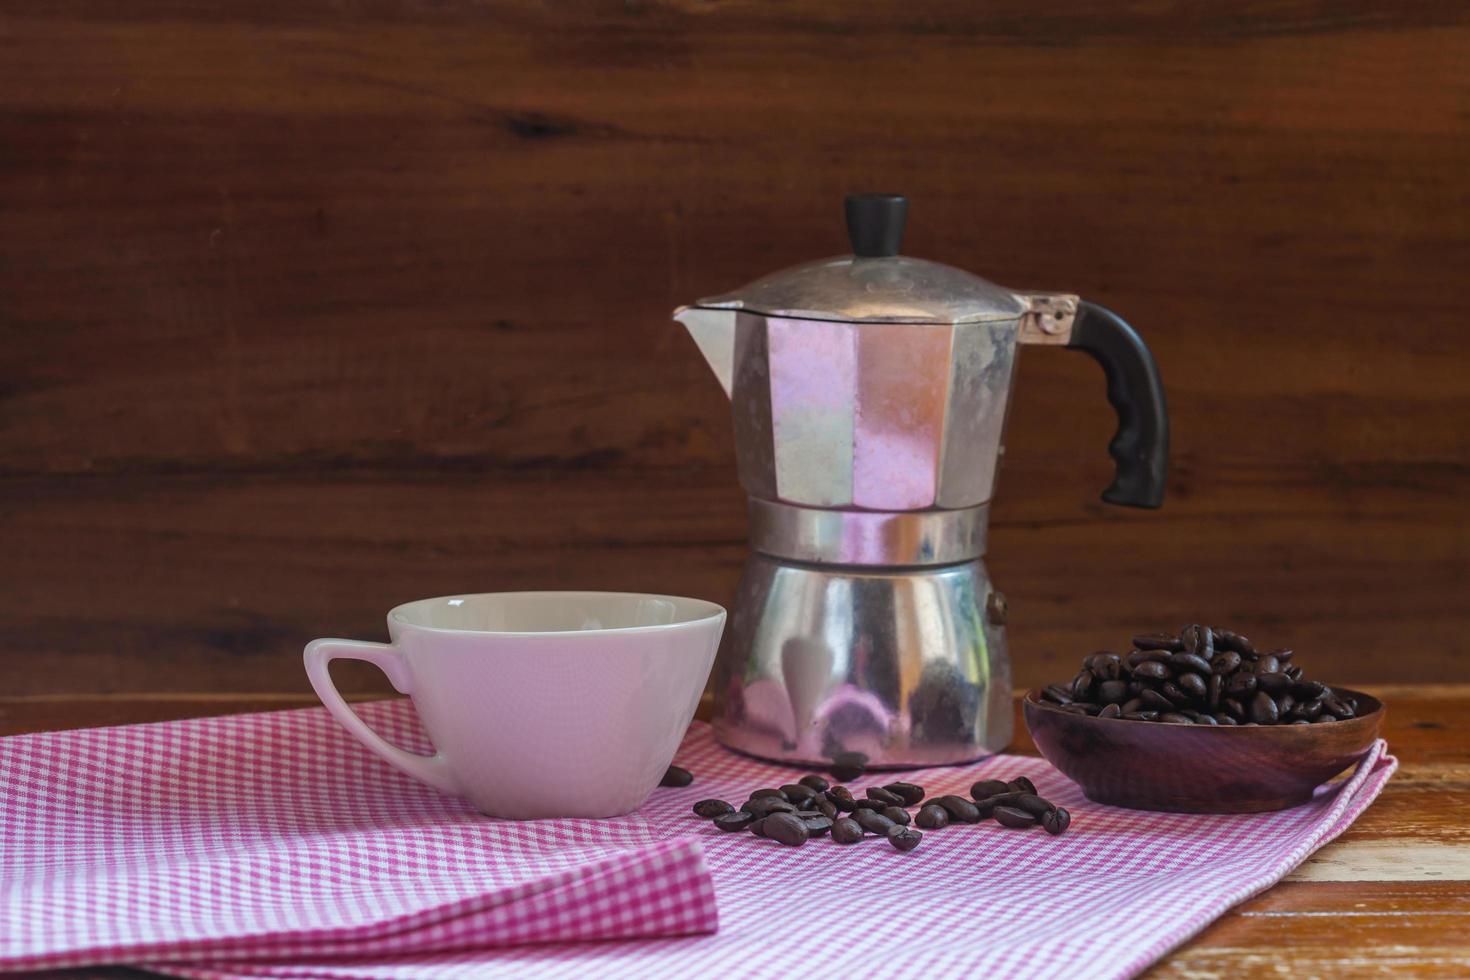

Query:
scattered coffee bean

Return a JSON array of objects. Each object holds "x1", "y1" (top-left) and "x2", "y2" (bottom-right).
[
  {"x1": 884, "y1": 782, "x2": 926, "y2": 806},
  {"x1": 970, "y1": 778, "x2": 1009, "y2": 802},
  {"x1": 826, "y1": 787, "x2": 858, "y2": 812},
  {"x1": 713, "y1": 811, "x2": 755, "y2": 832},
  {"x1": 915, "y1": 804, "x2": 950, "y2": 829},
  {"x1": 829, "y1": 753, "x2": 867, "y2": 782},
  {"x1": 865, "y1": 786, "x2": 904, "y2": 806},
  {"x1": 746, "y1": 797, "x2": 796, "y2": 819},
  {"x1": 693, "y1": 799, "x2": 734, "y2": 819},
  {"x1": 831, "y1": 817, "x2": 864, "y2": 843},
  {"x1": 1007, "y1": 776, "x2": 1037, "y2": 795},
  {"x1": 887, "y1": 825, "x2": 923, "y2": 851},
  {"x1": 762, "y1": 812, "x2": 809, "y2": 847},
  {"x1": 855, "y1": 809, "x2": 897, "y2": 835},
  {"x1": 934, "y1": 795, "x2": 982, "y2": 824},
  {"x1": 882, "y1": 805, "x2": 911, "y2": 826},
  {"x1": 750, "y1": 787, "x2": 785, "y2": 800},
  {"x1": 799, "y1": 774, "x2": 830, "y2": 792},
  {"x1": 660, "y1": 765, "x2": 693, "y2": 788},
  {"x1": 748, "y1": 816, "x2": 768, "y2": 837},
  {"x1": 801, "y1": 815, "x2": 833, "y2": 838},
  {"x1": 1042, "y1": 806, "x2": 1071, "y2": 835},
  {"x1": 993, "y1": 806, "x2": 1038, "y2": 829},
  {"x1": 781, "y1": 783, "x2": 817, "y2": 803},
  {"x1": 812, "y1": 796, "x2": 839, "y2": 819}
]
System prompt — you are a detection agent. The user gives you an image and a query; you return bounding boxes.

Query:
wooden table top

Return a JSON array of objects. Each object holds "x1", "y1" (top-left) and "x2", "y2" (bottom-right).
[{"x1": 3, "y1": 685, "x2": 1467, "y2": 978}]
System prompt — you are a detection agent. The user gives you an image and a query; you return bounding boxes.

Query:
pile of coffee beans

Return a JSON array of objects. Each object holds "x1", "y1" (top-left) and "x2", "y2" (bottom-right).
[
  {"x1": 679, "y1": 770, "x2": 1071, "y2": 852},
  {"x1": 1040, "y1": 625, "x2": 1360, "y2": 726}
]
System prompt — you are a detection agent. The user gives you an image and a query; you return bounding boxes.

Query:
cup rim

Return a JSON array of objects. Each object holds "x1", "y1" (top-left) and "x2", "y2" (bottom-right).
[{"x1": 387, "y1": 591, "x2": 727, "y2": 637}]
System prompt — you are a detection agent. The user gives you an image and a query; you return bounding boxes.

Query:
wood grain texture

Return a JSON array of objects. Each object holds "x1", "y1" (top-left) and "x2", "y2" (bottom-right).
[
  {"x1": 0, "y1": 1, "x2": 1467, "y2": 694},
  {"x1": 3, "y1": 685, "x2": 1468, "y2": 976}
]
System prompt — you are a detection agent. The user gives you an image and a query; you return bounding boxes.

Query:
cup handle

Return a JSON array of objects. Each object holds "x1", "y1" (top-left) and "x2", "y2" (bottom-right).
[{"x1": 303, "y1": 638, "x2": 460, "y2": 796}]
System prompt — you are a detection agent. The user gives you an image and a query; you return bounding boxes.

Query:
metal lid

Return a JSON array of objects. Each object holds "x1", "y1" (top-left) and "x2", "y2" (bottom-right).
[{"x1": 693, "y1": 194, "x2": 1027, "y2": 324}]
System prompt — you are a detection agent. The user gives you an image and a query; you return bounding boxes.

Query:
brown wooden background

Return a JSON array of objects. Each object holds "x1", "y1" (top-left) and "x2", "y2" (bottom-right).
[{"x1": 2, "y1": 1, "x2": 1467, "y2": 697}]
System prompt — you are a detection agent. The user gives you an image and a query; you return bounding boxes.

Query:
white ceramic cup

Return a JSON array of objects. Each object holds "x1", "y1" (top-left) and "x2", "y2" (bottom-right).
[{"x1": 304, "y1": 591, "x2": 725, "y2": 819}]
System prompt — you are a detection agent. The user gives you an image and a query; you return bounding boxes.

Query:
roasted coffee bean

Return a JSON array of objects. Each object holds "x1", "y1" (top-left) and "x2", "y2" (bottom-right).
[
  {"x1": 1008, "y1": 776, "x2": 1037, "y2": 795},
  {"x1": 1133, "y1": 632, "x2": 1184, "y2": 651},
  {"x1": 1291, "y1": 719, "x2": 1312, "y2": 725},
  {"x1": 781, "y1": 783, "x2": 817, "y2": 803},
  {"x1": 1285, "y1": 664, "x2": 1304, "y2": 681},
  {"x1": 1207, "y1": 672, "x2": 1223, "y2": 710},
  {"x1": 1058, "y1": 704, "x2": 1090, "y2": 715},
  {"x1": 826, "y1": 786, "x2": 857, "y2": 811},
  {"x1": 887, "y1": 825, "x2": 923, "y2": 851},
  {"x1": 1211, "y1": 650, "x2": 1242, "y2": 675},
  {"x1": 1126, "y1": 680, "x2": 1147, "y2": 697},
  {"x1": 713, "y1": 811, "x2": 755, "y2": 832},
  {"x1": 865, "y1": 786, "x2": 904, "y2": 806},
  {"x1": 855, "y1": 810, "x2": 897, "y2": 835},
  {"x1": 1226, "y1": 673, "x2": 1258, "y2": 697},
  {"x1": 1270, "y1": 648, "x2": 1295, "y2": 662},
  {"x1": 1257, "y1": 671, "x2": 1291, "y2": 696},
  {"x1": 1178, "y1": 672, "x2": 1208, "y2": 700},
  {"x1": 1138, "y1": 689, "x2": 1174, "y2": 712},
  {"x1": 1042, "y1": 806, "x2": 1071, "y2": 835},
  {"x1": 1133, "y1": 661, "x2": 1171, "y2": 682},
  {"x1": 1215, "y1": 630, "x2": 1255, "y2": 655},
  {"x1": 693, "y1": 799, "x2": 735, "y2": 819},
  {"x1": 1313, "y1": 714, "x2": 1338, "y2": 723},
  {"x1": 1322, "y1": 695, "x2": 1355, "y2": 719},
  {"x1": 934, "y1": 795, "x2": 982, "y2": 824},
  {"x1": 1159, "y1": 712, "x2": 1194, "y2": 724},
  {"x1": 1255, "y1": 655, "x2": 1282, "y2": 675},
  {"x1": 762, "y1": 812, "x2": 809, "y2": 847},
  {"x1": 969, "y1": 779, "x2": 1010, "y2": 801},
  {"x1": 831, "y1": 817, "x2": 864, "y2": 843},
  {"x1": 1042, "y1": 683, "x2": 1075, "y2": 705},
  {"x1": 1223, "y1": 697, "x2": 1246, "y2": 720},
  {"x1": 1075, "y1": 702, "x2": 1104, "y2": 715},
  {"x1": 1009, "y1": 794, "x2": 1055, "y2": 817},
  {"x1": 1097, "y1": 679, "x2": 1129, "y2": 704},
  {"x1": 1276, "y1": 693, "x2": 1296, "y2": 717},
  {"x1": 748, "y1": 816, "x2": 768, "y2": 837},
  {"x1": 1214, "y1": 713, "x2": 1238, "y2": 725},
  {"x1": 660, "y1": 766, "x2": 694, "y2": 788},
  {"x1": 884, "y1": 782, "x2": 926, "y2": 806},
  {"x1": 750, "y1": 787, "x2": 785, "y2": 800},
  {"x1": 1249, "y1": 690, "x2": 1280, "y2": 725},
  {"x1": 802, "y1": 815, "x2": 833, "y2": 838},
  {"x1": 915, "y1": 804, "x2": 950, "y2": 829},
  {"x1": 746, "y1": 797, "x2": 797, "y2": 819},
  {"x1": 1193, "y1": 712, "x2": 1219, "y2": 726},
  {"x1": 1182, "y1": 624, "x2": 1215, "y2": 660},
  {"x1": 1098, "y1": 703, "x2": 1122, "y2": 719},
  {"x1": 1291, "y1": 680, "x2": 1327, "y2": 701},
  {"x1": 993, "y1": 806, "x2": 1038, "y2": 829},
  {"x1": 1168, "y1": 652, "x2": 1213, "y2": 676},
  {"x1": 882, "y1": 806, "x2": 911, "y2": 826},
  {"x1": 1071, "y1": 669, "x2": 1096, "y2": 699},
  {"x1": 812, "y1": 796, "x2": 839, "y2": 819},
  {"x1": 799, "y1": 774, "x2": 830, "y2": 792},
  {"x1": 1159, "y1": 682, "x2": 1190, "y2": 706},
  {"x1": 829, "y1": 753, "x2": 867, "y2": 782},
  {"x1": 1122, "y1": 711, "x2": 1159, "y2": 721},
  {"x1": 1087, "y1": 652, "x2": 1124, "y2": 680},
  {"x1": 1121, "y1": 697, "x2": 1144, "y2": 714},
  {"x1": 1127, "y1": 648, "x2": 1172, "y2": 668}
]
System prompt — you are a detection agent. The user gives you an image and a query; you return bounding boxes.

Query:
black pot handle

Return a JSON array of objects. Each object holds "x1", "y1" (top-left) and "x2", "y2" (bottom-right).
[{"x1": 1066, "y1": 301, "x2": 1169, "y2": 508}]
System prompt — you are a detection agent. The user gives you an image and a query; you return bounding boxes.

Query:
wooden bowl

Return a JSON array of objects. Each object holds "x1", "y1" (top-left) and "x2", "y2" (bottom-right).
[{"x1": 1022, "y1": 687, "x2": 1384, "y2": 813}]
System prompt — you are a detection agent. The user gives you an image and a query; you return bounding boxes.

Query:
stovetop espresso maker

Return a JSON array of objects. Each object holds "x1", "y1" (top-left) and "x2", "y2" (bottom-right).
[{"x1": 676, "y1": 194, "x2": 1169, "y2": 767}]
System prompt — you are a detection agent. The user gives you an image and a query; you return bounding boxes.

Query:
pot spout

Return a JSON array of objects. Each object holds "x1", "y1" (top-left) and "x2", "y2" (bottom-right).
[{"x1": 674, "y1": 305, "x2": 735, "y2": 398}]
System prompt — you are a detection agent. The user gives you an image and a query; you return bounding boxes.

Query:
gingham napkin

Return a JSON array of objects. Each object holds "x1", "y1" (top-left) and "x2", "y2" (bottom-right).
[{"x1": 0, "y1": 702, "x2": 1393, "y2": 979}]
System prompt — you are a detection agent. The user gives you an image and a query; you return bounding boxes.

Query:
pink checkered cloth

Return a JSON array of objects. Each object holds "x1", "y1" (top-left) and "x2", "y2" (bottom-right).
[{"x1": 1, "y1": 702, "x2": 1393, "y2": 979}]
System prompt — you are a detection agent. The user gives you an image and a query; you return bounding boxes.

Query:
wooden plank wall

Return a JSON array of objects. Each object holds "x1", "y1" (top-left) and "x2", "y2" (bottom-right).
[{"x1": 2, "y1": 1, "x2": 1467, "y2": 696}]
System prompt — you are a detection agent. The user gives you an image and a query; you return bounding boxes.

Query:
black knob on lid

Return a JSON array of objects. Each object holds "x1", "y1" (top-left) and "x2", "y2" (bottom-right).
[{"x1": 845, "y1": 193, "x2": 907, "y2": 258}]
